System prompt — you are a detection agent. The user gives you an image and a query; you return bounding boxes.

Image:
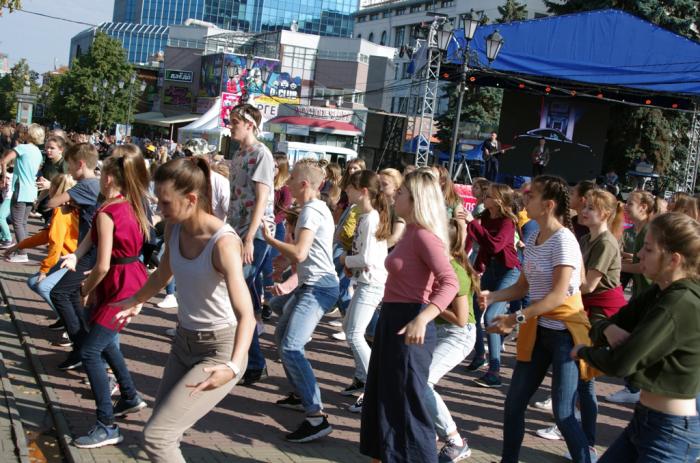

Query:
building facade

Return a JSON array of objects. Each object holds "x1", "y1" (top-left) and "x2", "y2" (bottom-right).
[{"x1": 71, "y1": 0, "x2": 361, "y2": 67}]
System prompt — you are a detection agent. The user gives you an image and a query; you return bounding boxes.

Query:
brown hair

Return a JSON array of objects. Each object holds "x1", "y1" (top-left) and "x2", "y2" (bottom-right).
[
  {"x1": 532, "y1": 175, "x2": 573, "y2": 229},
  {"x1": 574, "y1": 180, "x2": 598, "y2": 199},
  {"x1": 435, "y1": 165, "x2": 460, "y2": 208},
  {"x1": 274, "y1": 153, "x2": 290, "y2": 189},
  {"x1": 628, "y1": 190, "x2": 656, "y2": 218},
  {"x1": 348, "y1": 170, "x2": 392, "y2": 241},
  {"x1": 325, "y1": 163, "x2": 342, "y2": 186},
  {"x1": 472, "y1": 177, "x2": 491, "y2": 200},
  {"x1": 154, "y1": 157, "x2": 213, "y2": 214},
  {"x1": 488, "y1": 183, "x2": 519, "y2": 226},
  {"x1": 447, "y1": 218, "x2": 480, "y2": 296},
  {"x1": 63, "y1": 143, "x2": 98, "y2": 169},
  {"x1": 231, "y1": 103, "x2": 262, "y2": 130},
  {"x1": 673, "y1": 193, "x2": 699, "y2": 221},
  {"x1": 45, "y1": 135, "x2": 67, "y2": 151},
  {"x1": 649, "y1": 212, "x2": 700, "y2": 280},
  {"x1": 339, "y1": 158, "x2": 366, "y2": 190},
  {"x1": 101, "y1": 144, "x2": 151, "y2": 237},
  {"x1": 585, "y1": 189, "x2": 626, "y2": 240},
  {"x1": 49, "y1": 173, "x2": 75, "y2": 198}
]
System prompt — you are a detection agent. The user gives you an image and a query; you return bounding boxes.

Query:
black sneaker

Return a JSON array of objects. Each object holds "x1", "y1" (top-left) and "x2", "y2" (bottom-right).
[
  {"x1": 466, "y1": 356, "x2": 486, "y2": 371},
  {"x1": 53, "y1": 332, "x2": 73, "y2": 347},
  {"x1": 276, "y1": 393, "x2": 305, "y2": 412},
  {"x1": 48, "y1": 320, "x2": 66, "y2": 331},
  {"x1": 473, "y1": 372, "x2": 502, "y2": 388},
  {"x1": 261, "y1": 304, "x2": 272, "y2": 321},
  {"x1": 58, "y1": 355, "x2": 82, "y2": 371},
  {"x1": 285, "y1": 416, "x2": 333, "y2": 443},
  {"x1": 113, "y1": 395, "x2": 147, "y2": 418},
  {"x1": 340, "y1": 377, "x2": 364, "y2": 396},
  {"x1": 348, "y1": 395, "x2": 363, "y2": 413},
  {"x1": 240, "y1": 367, "x2": 268, "y2": 386}
]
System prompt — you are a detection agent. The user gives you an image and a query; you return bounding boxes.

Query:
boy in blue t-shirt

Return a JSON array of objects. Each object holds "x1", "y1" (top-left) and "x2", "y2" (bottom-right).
[{"x1": 46, "y1": 143, "x2": 100, "y2": 370}]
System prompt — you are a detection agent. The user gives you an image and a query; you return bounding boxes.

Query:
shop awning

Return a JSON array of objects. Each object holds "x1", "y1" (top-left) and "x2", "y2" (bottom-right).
[
  {"x1": 267, "y1": 116, "x2": 362, "y2": 137},
  {"x1": 133, "y1": 112, "x2": 200, "y2": 128}
]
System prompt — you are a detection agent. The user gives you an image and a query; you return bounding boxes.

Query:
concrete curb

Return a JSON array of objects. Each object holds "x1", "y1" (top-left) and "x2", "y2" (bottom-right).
[
  {"x1": 0, "y1": 349, "x2": 30, "y2": 463},
  {"x1": 0, "y1": 275, "x2": 84, "y2": 463}
]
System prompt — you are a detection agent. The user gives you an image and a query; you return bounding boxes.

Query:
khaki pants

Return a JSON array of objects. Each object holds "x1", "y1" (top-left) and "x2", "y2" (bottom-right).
[{"x1": 144, "y1": 325, "x2": 245, "y2": 463}]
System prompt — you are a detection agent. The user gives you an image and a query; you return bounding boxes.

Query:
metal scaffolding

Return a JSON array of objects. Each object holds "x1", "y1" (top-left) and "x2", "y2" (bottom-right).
[
  {"x1": 684, "y1": 106, "x2": 699, "y2": 192},
  {"x1": 408, "y1": 17, "x2": 448, "y2": 167}
]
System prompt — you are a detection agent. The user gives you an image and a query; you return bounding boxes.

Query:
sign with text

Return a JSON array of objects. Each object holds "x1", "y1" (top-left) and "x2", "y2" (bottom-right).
[
  {"x1": 293, "y1": 105, "x2": 353, "y2": 122},
  {"x1": 165, "y1": 69, "x2": 193, "y2": 83}
]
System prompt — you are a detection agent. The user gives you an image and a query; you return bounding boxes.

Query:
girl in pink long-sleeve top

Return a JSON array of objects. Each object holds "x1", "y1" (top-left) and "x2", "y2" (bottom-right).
[
  {"x1": 465, "y1": 183, "x2": 521, "y2": 387},
  {"x1": 360, "y1": 169, "x2": 458, "y2": 463}
]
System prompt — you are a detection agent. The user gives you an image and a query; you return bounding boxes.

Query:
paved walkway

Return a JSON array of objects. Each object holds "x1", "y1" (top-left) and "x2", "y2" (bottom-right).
[{"x1": 0, "y1": 219, "x2": 636, "y2": 462}]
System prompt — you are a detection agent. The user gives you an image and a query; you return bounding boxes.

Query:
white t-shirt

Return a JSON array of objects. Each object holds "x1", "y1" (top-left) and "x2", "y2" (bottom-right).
[
  {"x1": 296, "y1": 199, "x2": 339, "y2": 288},
  {"x1": 523, "y1": 227, "x2": 582, "y2": 330},
  {"x1": 210, "y1": 171, "x2": 230, "y2": 221},
  {"x1": 345, "y1": 209, "x2": 388, "y2": 286}
]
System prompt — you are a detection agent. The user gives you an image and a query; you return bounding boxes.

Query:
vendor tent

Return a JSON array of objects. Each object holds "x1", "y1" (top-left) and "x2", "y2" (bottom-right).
[
  {"x1": 445, "y1": 9, "x2": 700, "y2": 102},
  {"x1": 178, "y1": 97, "x2": 231, "y2": 145}
]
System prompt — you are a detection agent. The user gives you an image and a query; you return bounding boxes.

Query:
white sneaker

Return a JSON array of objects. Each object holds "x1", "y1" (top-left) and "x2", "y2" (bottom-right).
[
  {"x1": 164, "y1": 328, "x2": 176, "y2": 336},
  {"x1": 533, "y1": 397, "x2": 552, "y2": 411},
  {"x1": 328, "y1": 319, "x2": 343, "y2": 327},
  {"x1": 605, "y1": 387, "x2": 640, "y2": 404},
  {"x1": 157, "y1": 294, "x2": 178, "y2": 309},
  {"x1": 332, "y1": 331, "x2": 346, "y2": 341},
  {"x1": 536, "y1": 424, "x2": 563, "y2": 441},
  {"x1": 564, "y1": 447, "x2": 598, "y2": 462},
  {"x1": 5, "y1": 252, "x2": 28, "y2": 263}
]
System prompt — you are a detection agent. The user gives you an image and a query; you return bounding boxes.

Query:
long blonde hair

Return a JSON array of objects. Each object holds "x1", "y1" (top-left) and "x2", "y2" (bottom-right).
[{"x1": 403, "y1": 169, "x2": 449, "y2": 254}]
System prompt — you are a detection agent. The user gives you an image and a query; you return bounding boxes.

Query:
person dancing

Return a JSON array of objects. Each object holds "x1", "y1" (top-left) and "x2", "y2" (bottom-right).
[{"x1": 113, "y1": 157, "x2": 255, "y2": 463}]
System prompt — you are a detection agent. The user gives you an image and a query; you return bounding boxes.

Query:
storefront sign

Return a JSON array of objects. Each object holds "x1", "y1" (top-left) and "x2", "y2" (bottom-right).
[
  {"x1": 165, "y1": 69, "x2": 193, "y2": 83},
  {"x1": 294, "y1": 106, "x2": 353, "y2": 122}
]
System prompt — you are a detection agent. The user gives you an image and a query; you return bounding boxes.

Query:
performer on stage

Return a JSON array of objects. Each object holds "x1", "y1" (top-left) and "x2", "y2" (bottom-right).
[
  {"x1": 530, "y1": 138, "x2": 550, "y2": 177},
  {"x1": 482, "y1": 132, "x2": 501, "y2": 182}
]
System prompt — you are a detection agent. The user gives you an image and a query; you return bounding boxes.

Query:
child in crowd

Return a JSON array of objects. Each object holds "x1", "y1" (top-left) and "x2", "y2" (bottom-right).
[
  {"x1": 36, "y1": 135, "x2": 69, "y2": 223},
  {"x1": 262, "y1": 159, "x2": 340, "y2": 443},
  {"x1": 47, "y1": 143, "x2": 100, "y2": 370},
  {"x1": 339, "y1": 170, "x2": 391, "y2": 411},
  {"x1": 63, "y1": 146, "x2": 150, "y2": 448},
  {"x1": 425, "y1": 218, "x2": 480, "y2": 463}
]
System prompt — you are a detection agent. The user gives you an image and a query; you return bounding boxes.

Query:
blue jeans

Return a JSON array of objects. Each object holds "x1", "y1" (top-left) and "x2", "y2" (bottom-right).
[
  {"x1": 244, "y1": 238, "x2": 270, "y2": 372},
  {"x1": 81, "y1": 324, "x2": 138, "y2": 425},
  {"x1": 343, "y1": 282, "x2": 385, "y2": 383},
  {"x1": 473, "y1": 261, "x2": 520, "y2": 373},
  {"x1": 261, "y1": 222, "x2": 285, "y2": 301},
  {"x1": 332, "y1": 244, "x2": 352, "y2": 315},
  {"x1": 502, "y1": 326, "x2": 590, "y2": 463},
  {"x1": 577, "y1": 378, "x2": 598, "y2": 448},
  {"x1": 600, "y1": 404, "x2": 700, "y2": 463},
  {"x1": 275, "y1": 284, "x2": 339, "y2": 415},
  {"x1": 27, "y1": 264, "x2": 68, "y2": 314}
]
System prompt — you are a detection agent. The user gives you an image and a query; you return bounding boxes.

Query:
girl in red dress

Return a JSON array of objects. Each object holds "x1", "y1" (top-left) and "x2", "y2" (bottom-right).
[{"x1": 63, "y1": 145, "x2": 151, "y2": 448}]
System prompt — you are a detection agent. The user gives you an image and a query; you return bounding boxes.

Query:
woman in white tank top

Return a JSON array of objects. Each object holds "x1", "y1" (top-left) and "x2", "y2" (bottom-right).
[{"x1": 113, "y1": 157, "x2": 256, "y2": 463}]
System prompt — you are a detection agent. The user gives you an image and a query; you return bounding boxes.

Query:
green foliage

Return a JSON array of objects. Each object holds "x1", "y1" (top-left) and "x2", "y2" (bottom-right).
[
  {"x1": 0, "y1": 59, "x2": 40, "y2": 121},
  {"x1": 435, "y1": 84, "x2": 503, "y2": 153},
  {"x1": 49, "y1": 32, "x2": 136, "y2": 131},
  {"x1": 497, "y1": 0, "x2": 528, "y2": 23},
  {"x1": 544, "y1": 0, "x2": 699, "y2": 183}
]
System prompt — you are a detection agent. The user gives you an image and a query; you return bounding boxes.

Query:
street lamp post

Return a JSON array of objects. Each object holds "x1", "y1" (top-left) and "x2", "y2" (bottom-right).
[{"x1": 446, "y1": 11, "x2": 505, "y2": 181}]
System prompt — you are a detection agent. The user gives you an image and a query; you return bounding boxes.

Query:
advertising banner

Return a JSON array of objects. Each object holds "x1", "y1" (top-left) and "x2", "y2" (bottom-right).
[
  {"x1": 165, "y1": 69, "x2": 194, "y2": 83},
  {"x1": 164, "y1": 85, "x2": 193, "y2": 107},
  {"x1": 220, "y1": 92, "x2": 241, "y2": 127}
]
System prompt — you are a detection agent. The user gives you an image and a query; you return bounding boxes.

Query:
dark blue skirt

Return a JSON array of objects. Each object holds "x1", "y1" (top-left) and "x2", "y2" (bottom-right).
[{"x1": 360, "y1": 302, "x2": 438, "y2": 462}]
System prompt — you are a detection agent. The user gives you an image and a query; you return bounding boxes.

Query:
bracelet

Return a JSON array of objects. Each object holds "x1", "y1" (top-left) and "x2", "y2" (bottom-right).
[{"x1": 225, "y1": 361, "x2": 240, "y2": 377}]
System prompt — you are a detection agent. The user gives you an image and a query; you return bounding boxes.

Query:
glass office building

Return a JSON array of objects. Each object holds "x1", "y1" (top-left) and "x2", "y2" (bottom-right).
[{"x1": 73, "y1": 0, "x2": 358, "y2": 65}]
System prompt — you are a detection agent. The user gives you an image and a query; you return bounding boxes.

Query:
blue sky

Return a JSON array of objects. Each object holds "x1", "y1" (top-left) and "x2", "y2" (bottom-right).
[{"x1": 0, "y1": 0, "x2": 113, "y2": 73}]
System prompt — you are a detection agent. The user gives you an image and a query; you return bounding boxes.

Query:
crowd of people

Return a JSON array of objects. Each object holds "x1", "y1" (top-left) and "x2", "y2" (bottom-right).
[{"x1": 0, "y1": 110, "x2": 699, "y2": 463}]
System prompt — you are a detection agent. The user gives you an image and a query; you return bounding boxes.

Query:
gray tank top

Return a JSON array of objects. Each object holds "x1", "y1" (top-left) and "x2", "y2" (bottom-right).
[{"x1": 169, "y1": 223, "x2": 238, "y2": 331}]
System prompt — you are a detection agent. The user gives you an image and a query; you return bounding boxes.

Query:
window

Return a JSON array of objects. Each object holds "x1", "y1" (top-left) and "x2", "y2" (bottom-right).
[
  {"x1": 353, "y1": 92, "x2": 364, "y2": 104},
  {"x1": 409, "y1": 5, "x2": 420, "y2": 13},
  {"x1": 383, "y1": 11, "x2": 390, "y2": 18},
  {"x1": 369, "y1": 13, "x2": 379, "y2": 20},
  {"x1": 368, "y1": 32, "x2": 374, "y2": 42},
  {"x1": 394, "y1": 25, "x2": 405, "y2": 47},
  {"x1": 440, "y1": 0, "x2": 453, "y2": 7},
  {"x1": 395, "y1": 8, "x2": 405, "y2": 15},
  {"x1": 380, "y1": 31, "x2": 387, "y2": 45},
  {"x1": 357, "y1": 15, "x2": 366, "y2": 22}
]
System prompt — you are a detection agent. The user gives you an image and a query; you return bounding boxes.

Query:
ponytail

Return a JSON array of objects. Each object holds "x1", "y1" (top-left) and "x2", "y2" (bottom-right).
[
  {"x1": 101, "y1": 145, "x2": 150, "y2": 237},
  {"x1": 447, "y1": 219, "x2": 480, "y2": 296},
  {"x1": 349, "y1": 170, "x2": 392, "y2": 241},
  {"x1": 586, "y1": 189, "x2": 625, "y2": 240},
  {"x1": 154, "y1": 157, "x2": 213, "y2": 214}
]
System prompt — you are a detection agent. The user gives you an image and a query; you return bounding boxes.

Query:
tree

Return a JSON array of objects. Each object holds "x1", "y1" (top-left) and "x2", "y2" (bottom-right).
[
  {"x1": 0, "y1": 59, "x2": 40, "y2": 121},
  {"x1": 497, "y1": 0, "x2": 528, "y2": 23},
  {"x1": 50, "y1": 32, "x2": 136, "y2": 131},
  {"x1": 543, "y1": 0, "x2": 699, "y2": 184}
]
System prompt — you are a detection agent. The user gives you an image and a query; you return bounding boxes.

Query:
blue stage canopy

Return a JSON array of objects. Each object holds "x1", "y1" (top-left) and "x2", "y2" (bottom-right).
[{"x1": 446, "y1": 9, "x2": 700, "y2": 97}]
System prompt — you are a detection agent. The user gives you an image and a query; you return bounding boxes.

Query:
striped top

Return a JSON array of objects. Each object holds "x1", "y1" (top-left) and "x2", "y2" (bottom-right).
[{"x1": 523, "y1": 228, "x2": 582, "y2": 330}]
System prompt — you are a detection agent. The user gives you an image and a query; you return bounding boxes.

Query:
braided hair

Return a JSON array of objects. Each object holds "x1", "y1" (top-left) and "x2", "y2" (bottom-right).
[{"x1": 533, "y1": 175, "x2": 572, "y2": 230}]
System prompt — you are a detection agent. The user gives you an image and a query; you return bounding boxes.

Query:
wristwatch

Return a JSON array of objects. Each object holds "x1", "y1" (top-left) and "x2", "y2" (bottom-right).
[
  {"x1": 514, "y1": 310, "x2": 527, "y2": 325},
  {"x1": 225, "y1": 361, "x2": 240, "y2": 377}
]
